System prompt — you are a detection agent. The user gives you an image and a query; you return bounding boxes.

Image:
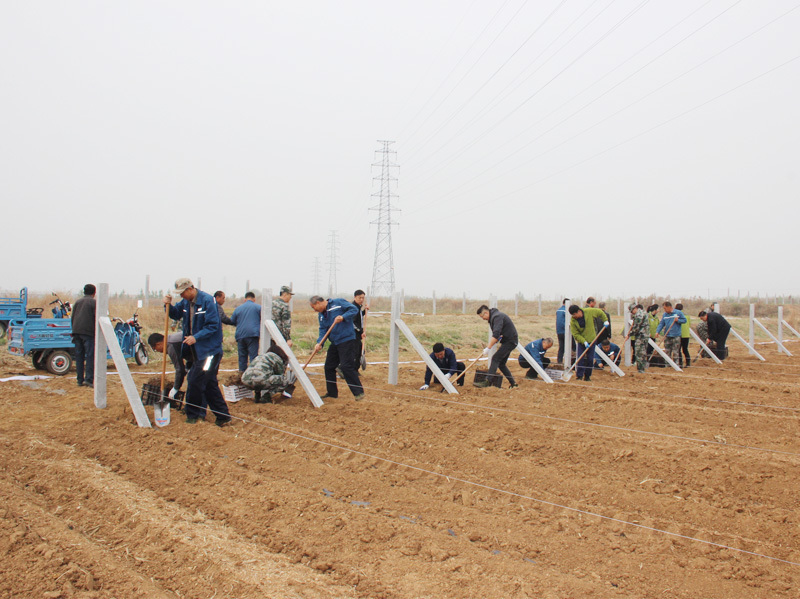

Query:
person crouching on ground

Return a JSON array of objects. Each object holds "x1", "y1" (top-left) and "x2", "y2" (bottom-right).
[
  {"x1": 420, "y1": 342, "x2": 466, "y2": 390},
  {"x1": 568, "y1": 304, "x2": 609, "y2": 382},
  {"x1": 310, "y1": 295, "x2": 364, "y2": 400},
  {"x1": 147, "y1": 331, "x2": 189, "y2": 402},
  {"x1": 594, "y1": 338, "x2": 621, "y2": 369},
  {"x1": 518, "y1": 337, "x2": 553, "y2": 379},
  {"x1": 475, "y1": 305, "x2": 519, "y2": 388},
  {"x1": 242, "y1": 341, "x2": 296, "y2": 403}
]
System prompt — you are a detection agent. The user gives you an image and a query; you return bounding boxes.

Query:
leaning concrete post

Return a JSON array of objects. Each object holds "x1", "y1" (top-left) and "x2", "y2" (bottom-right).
[
  {"x1": 623, "y1": 301, "x2": 631, "y2": 366},
  {"x1": 564, "y1": 300, "x2": 572, "y2": 369},
  {"x1": 388, "y1": 292, "x2": 400, "y2": 385},
  {"x1": 778, "y1": 306, "x2": 784, "y2": 350},
  {"x1": 260, "y1": 288, "x2": 272, "y2": 354},
  {"x1": 749, "y1": 304, "x2": 755, "y2": 355},
  {"x1": 94, "y1": 283, "x2": 109, "y2": 409}
]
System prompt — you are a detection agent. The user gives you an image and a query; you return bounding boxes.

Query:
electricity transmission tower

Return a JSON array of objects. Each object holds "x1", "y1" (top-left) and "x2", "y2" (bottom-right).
[
  {"x1": 311, "y1": 257, "x2": 322, "y2": 295},
  {"x1": 326, "y1": 231, "x2": 340, "y2": 297},
  {"x1": 370, "y1": 140, "x2": 399, "y2": 297}
]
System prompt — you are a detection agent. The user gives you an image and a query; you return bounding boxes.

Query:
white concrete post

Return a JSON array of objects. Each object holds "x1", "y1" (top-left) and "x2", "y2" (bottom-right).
[
  {"x1": 647, "y1": 338, "x2": 682, "y2": 372},
  {"x1": 395, "y1": 320, "x2": 458, "y2": 394},
  {"x1": 714, "y1": 302, "x2": 720, "y2": 314},
  {"x1": 94, "y1": 283, "x2": 109, "y2": 408},
  {"x1": 400, "y1": 288, "x2": 405, "y2": 313},
  {"x1": 778, "y1": 306, "x2": 783, "y2": 350},
  {"x1": 264, "y1": 320, "x2": 323, "y2": 408},
  {"x1": 516, "y1": 343, "x2": 554, "y2": 383},
  {"x1": 260, "y1": 288, "x2": 273, "y2": 354},
  {"x1": 564, "y1": 299, "x2": 572, "y2": 369},
  {"x1": 388, "y1": 292, "x2": 400, "y2": 385},
  {"x1": 623, "y1": 301, "x2": 631, "y2": 367},
  {"x1": 729, "y1": 328, "x2": 766, "y2": 361},
  {"x1": 754, "y1": 318, "x2": 792, "y2": 356},
  {"x1": 432, "y1": 290, "x2": 436, "y2": 316},
  {"x1": 749, "y1": 304, "x2": 755, "y2": 355},
  {"x1": 538, "y1": 294, "x2": 542, "y2": 316}
]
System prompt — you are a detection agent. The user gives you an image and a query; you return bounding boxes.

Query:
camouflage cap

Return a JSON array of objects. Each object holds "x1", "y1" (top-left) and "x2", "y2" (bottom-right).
[
  {"x1": 173, "y1": 277, "x2": 193, "y2": 294},
  {"x1": 280, "y1": 285, "x2": 295, "y2": 295}
]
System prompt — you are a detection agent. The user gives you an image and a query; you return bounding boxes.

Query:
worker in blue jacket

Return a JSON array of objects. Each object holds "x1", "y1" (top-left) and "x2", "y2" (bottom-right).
[
  {"x1": 518, "y1": 337, "x2": 553, "y2": 379},
  {"x1": 556, "y1": 299, "x2": 568, "y2": 363},
  {"x1": 230, "y1": 291, "x2": 262, "y2": 372},
  {"x1": 310, "y1": 295, "x2": 364, "y2": 400},
  {"x1": 165, "y1": 278, "x2": 231, "y2": 426},
  {"x1": 420, "y1": 343, "x2": 466, "y2": 389},
  {"x1": 594, "y1": 339, "x2": 621, "y2": 369},
  {"x1": 655, "y1": 301, "x2": 686, "y2": 364}
]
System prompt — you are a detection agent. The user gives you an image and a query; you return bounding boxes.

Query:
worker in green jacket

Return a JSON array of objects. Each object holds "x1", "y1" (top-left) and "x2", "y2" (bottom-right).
[
  {"x1": 646, "y1": 304, "x2": 659, "y2": 359},
  {"x1": 675, "y1": 302, "x2": 691, "y2": 367},
  {"x1": 568, "y1": 305, "x2": 609, "y2": 381}
]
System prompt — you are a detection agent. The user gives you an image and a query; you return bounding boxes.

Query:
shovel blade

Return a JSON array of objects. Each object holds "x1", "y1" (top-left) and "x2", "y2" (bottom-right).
[
  {"x1": 154, "y1": 401, "x2": 170, "y2": 427},
  {"x1": 360, "y1": 354, "x2": 367, "y2": 370}
]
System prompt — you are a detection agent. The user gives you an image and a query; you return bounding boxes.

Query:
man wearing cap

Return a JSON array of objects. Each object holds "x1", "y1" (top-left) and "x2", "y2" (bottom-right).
[
  {"x1": 310, "y1": 295, "x2": 364, "y2": 400},
  {"x1": 272, "y1": 286, "x2": 294, "y2": 346},
  {"x1": 165, "y1": 278, "x2": 231, "y2": 426},
  {"x1": 230, "y1": 291, "x2": 261, "y2": 372},
  {"x1": 625, "y1": 304, "x2": 649, "y2": 373},
  {"x1": 71, "y1": 283, "x2": 96, "y2": 388}
]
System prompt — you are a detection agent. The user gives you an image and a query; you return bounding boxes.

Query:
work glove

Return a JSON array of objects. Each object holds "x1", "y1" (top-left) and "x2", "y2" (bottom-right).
[
  {"x1": 419, "y1": 384, "x2": 429, "y2": 391},
  {"x1": 168, "y1": 388, "x2": 178, "y2": 399},
  {"x1": 482, "y1": 347, "x2": 490, "y2": 356},
  {"x1": 444, "y1": 373, "x2": 452, "y2": 379},
  {"x1": 584, "y1": 342, "x2": 590, "y2": 348},
  {"x1": 603, "y1": 321, "x2": 610, "y2": 327}
]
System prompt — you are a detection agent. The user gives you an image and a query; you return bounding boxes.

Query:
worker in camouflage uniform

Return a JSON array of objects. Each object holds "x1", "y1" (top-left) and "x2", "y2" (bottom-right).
[
  {"x1": 625, "y1": 304, "x2": 649, "y2": 373},
  {"x1": 241, "y1": 342, "x2": 296, "y2": 403},
  {"x1": 272, "y1": 286, "x2": 294, "y2": 346}
]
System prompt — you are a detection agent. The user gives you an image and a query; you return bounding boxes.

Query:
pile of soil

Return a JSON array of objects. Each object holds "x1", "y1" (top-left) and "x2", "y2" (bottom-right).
[{"x1": 0, "y1": 343, "x2": 799, "y2": 598}]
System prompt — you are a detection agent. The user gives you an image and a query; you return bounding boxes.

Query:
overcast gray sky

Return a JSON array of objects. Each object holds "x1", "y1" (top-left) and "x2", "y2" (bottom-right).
[{"x1": 2, "y1": 1, "x2": 798, "y2": 301}]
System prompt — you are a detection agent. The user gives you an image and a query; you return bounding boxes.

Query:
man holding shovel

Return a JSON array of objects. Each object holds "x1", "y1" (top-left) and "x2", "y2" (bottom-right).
[
  {"x1": 656, "y1": 301, "x2": 686, "y2": 364},
  {"x1": 310, "y1": 295, "x2": 364, "y2": 400},
  {"x1": 165, "y1": 278, "x2": 232, "y2": 426},
  {"x1": 475, "y1": 305, "x2": 519, "y2": 388},
  {"x1": 568, "y1": 304, "x2": 609, "y2": 382}
]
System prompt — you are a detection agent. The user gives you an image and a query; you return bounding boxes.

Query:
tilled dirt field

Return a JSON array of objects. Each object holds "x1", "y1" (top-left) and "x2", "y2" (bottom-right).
[{"x1": 1, "y1": 343, "x2": 799, "y2": 598}]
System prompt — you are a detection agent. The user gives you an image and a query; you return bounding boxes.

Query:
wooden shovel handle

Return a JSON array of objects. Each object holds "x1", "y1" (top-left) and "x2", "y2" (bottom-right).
[
  {"x1": 450, "y1": 350, "x2": 485, "y2": 385},
  {"x1": 160, "y1": 308, "x2": 170, "y2": 393},
  {"x1": 302, "y1": 322, "x2": 337, "y2": 370}
]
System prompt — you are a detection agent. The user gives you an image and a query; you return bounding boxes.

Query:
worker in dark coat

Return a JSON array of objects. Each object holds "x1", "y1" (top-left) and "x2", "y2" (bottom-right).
[
  {"x1": 699, "y1": 310, "x2": 731, "y2": 360},
  {"x1": 71, "y1": 283, "x2": 96, "y2": 388},
  {"x1": 475, "y1": 305, "x2": 519, "y2": 388}
]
